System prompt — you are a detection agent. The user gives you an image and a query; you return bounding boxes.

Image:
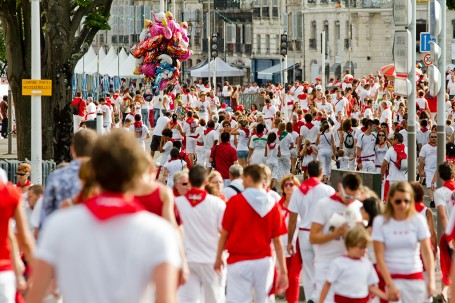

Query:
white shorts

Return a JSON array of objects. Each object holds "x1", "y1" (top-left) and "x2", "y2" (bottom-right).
[
  {"x1": 314, "y1": 262, "x2": 334, "y2": 303},
  {"x1": 424, "y1": 170, "x2": 436, "y2": 189},
  {"x1": 0, "y1": 271, "x2": 16, "y2": 303},
  {"x1": 226, "y1": 257, "x2": 274, "y2": 303}
]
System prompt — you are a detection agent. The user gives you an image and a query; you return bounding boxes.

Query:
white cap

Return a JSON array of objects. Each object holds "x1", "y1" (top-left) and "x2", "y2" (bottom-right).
[{"x1": 316, "y1": 85, "x2": 322, "y2": 90}]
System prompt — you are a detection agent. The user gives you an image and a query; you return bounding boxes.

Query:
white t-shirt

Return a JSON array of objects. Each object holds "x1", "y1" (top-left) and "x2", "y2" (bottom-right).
[
  {"x1": 419, "y1": 144, "x2": 437, "y2": 172},
  {"x1": 448, "y1": 82, "x2": 455, "y2": 95},
  {"x1": 380, "y1": 108, "x2": 392, "y2": 127},
  {"x1": 311, "y1": 196, "x2": 363, "y2": 264},
  {"x1": 327, "y1": 256, "x2": 379, "y2": 298},
  {"x1": 222, "y1": 179, "x2": 244, "y2": 200},
  {"x1": 416, "y1": 97, "x2": 427, "y2": 110},
  {"x1": 435, "y1": 185, "x2": 455, "y2": 219},
  {"x1": 279, "y1": 133, "x2": 294, "y2": 156},
  {"x1": 35, "y1": 206, "x2": 181, "y2": 303},
  {"x1": 175, "y1": 193, "x2": 225, "y2": 263},
  {"x1": 334, "y1": 98, "x2": 347, "y2": 115},
  {"x1": 129, "y1": 124, "x2": 149, "y2": 144},
  {"x1": 300, "y1": 124, "x2": 319, "y2": 145},
  {"x1": 262, "y1": 105, "x2": 277, "y2": 119},
  {"x1": 318, "y1": 131, "x2": 334, "y2": 151},
  {"x1": 195, "y1": 100, "x2": 210, "y2": 120},
  {"x1": 163, "y1": 159, "x2": 187, "y2": 188},
  {"x1": 86, "y1": 103, "x2": 97, "y2": 120},
  {"x1": 152, "y1": 116, "x2": 170, "y2": 136},
  {"x1": 101, "y1": 104, "x2": 112, "y2": 126},
  {"x1": 383, "y1": 146, "x2": 408, "y2": 181},
  {"x1": 160, "y1": 141, "x2": 173, "y2": 165},
  {"x1": 417, "y1": 129, "x2": 430, "y2": 146},
  {"x1": 372, "y1": 214, "x2": 430, "y2": 274},
  {"x1": 356, "y1": 133, "x2": 377, "y2": 159},
  {"x1": 288, "y1": 183, "x2": 335, "y2": 230},
  {"x1": 203, "y1": 130, "x2": 217, "y2": 150},
  {"x1": 152, "y1": 96, "x2": 162, "y2": 109},
  {"x1": 236, "y1": 129, "x2": 249, "y2": 151}
]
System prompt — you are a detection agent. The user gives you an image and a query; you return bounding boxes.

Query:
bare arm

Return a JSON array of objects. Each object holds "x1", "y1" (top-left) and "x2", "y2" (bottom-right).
[
  {"x1": 420, "y1": 237, "x2": 435, "y2": 297},
  {"x1": 287, "y1": 212, "x2": 298, "y2": 255},
  {"x1": 272, "y1": 237, "x2": 289, "y2": 294},
  {"x1": 13, "y1": 204, "x2": 35, "y2": 262},
  {"x1": 426, "y1": 209, "x2": 438, "y2": 252},
  {"x1": 418, "y1": 156, "x2": 425, "y2": 177},
  {"x1": 214, "y1": 229, "x2": 229, "y2": 274},
  {"x1": 318, "y1": 281, "x2": 331, "y2": 303},
  {"x1": 437, "y1": 205, "x2": 449, "y2": 231},
  {"x1": 374, "y1": 241, "x2": 400, "y2": 301},
  {"x1": 153, "y1": 263, "x2": 179, "y2": 303},
  {"x1": 26, "y1": 260, "x2": 54, "y2": 303},
  {"x1": 381, "y1": 159, "x2": 388, "y2": 180}
]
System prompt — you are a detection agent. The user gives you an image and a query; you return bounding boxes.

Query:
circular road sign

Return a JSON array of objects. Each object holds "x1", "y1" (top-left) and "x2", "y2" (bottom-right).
[{"x1": 424, "y1": 53, "x2": 433, "y2": 66}]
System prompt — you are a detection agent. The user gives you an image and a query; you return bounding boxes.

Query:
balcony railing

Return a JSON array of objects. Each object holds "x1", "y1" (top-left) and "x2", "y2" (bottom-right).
[{"x1": 343, "y1": 0, "x2": 392, "y2": 8}]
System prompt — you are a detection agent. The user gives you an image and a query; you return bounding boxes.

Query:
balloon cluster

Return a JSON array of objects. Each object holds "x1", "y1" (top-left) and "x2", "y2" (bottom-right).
[{"x1": 131, "y1": 11, "x2": 192, "y2": 92}]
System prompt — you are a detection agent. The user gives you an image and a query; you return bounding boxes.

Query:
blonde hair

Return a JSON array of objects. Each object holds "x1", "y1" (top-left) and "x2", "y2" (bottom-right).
[
  {"x1": 17, "y1": 163, "x2": 31, "y2": 173},
  {"x1": 280, "y1": 174, "x2": 301, "y2": 196},
  {"x1": 345, "y1": 225, "x2": 371, "y2": 248},
  {"x1": 383, "y1": 181, "x2": 416, "y2": 222},
  {"x1": 207, "y1": 170, "x2": 222, "y2": 182},
  {"x1": 173, "y1": 170, "x2": 189, "y2": 185}
]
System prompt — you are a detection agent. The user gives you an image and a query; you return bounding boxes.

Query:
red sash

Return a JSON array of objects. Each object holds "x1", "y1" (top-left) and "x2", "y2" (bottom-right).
[
  {"x1": 390, "y1": 272, "x2": 424, "y2": 280},
  {"x1": 334, "y1": 294, "x2": 369, "y2": 303}
]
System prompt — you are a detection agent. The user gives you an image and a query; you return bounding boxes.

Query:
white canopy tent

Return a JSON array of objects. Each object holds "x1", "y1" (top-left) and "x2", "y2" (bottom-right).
[
  {"x1": 98, "y1": 46, "x2": 118, "y2": 75},
  {"x1": 104, "y1": 48, "x2": 129, "y2": 77},
  {"x1": 190, "y1": 57, "x2": 245, "y2": 77},
  {"x1": 117, "y1": 54, "x2": 140, "y2": 78},
  {"x1": 74, "y1": 46, "x2": 97, "y2": 74}
]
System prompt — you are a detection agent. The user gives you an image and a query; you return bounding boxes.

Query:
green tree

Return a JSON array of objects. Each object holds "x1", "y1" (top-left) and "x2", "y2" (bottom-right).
[
  {"x1": 448, "y1": 0, "x2": 455, "y2": 10},
  {"x1": 0, "y1": 0, "x2": 112, "y2": 162}
]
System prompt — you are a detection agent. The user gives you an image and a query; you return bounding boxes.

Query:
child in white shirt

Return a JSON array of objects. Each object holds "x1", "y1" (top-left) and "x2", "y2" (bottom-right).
[
  {"x1": 319, "y1": 226, "x2": 388, "y2": 303},
  {"x1": 336, "y1": 149, "x2": 354, "y2": 170}
]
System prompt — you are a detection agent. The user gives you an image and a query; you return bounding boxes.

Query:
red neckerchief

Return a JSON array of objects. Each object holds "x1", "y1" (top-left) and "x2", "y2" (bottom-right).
[
  {"x1": 298, "y1": 177, "x2": 320, "y2": 195},
  {"x1": 429, "y1": 142, "x2": 437, "y2": 147},
  {"x1": 16, "y1": 179, "x2": 31, "y2": 189},
  {"x1": 330, "y1": 193, "x2": 350, "y2": 204},
  {"x1": 420, "y1": 127, "x2": 428, "y2": 132},
  {"x1": 130, "y1": 111, "x2": 136, "y2": 116},
  {"x1": 186, "y1": 117, "x2": 195, "y2": 125},
  {"x1": 414, "y1": 201, "x2": 426, "y2": 213},
  {"x1": 183, "y1": 91, "x2": 190, "y2": 95},
  {"x1": 113, "y1": 94, "x2": 119, "y2": 100},
  {"x1": 173, "y1": 188, "x2": 180, "y2": 197},
  {"x1": 241, "y1": 127, "x2": 250, "y2": 139},
  {"x1": 134, "y1": 121, "x2": 142, "y2": 128},
  {"x1": 267, "y1": 143, "x2": 277, "y2": 150},
  {"x1": 316, "y1": 116, "x2": 322, "y2": 121},
  {"x1": 256, "y1": 132, "x2": 265, "y2": 138},
  {"x1": 305, "y1": 122, "x2": 314, "y2": 129},
  {"x1": 444, "y1": 180, "x2": 455, "y2": 191},
  {"x1": 343, "y1": 255, "x2": 361, "y2": 260},
  {"x1": 266, "y1": 104, "x2": 271, "y2": 109},
  {"x1": 204, "y1": 84, "x2": 210, "y2": 88},
  {"x1": 168, "y1": 156, "x2": 179, "y2": 163},
  {"x1": 85, "y1": 192, "x2": 144, "y2": 221},
  {"x1": 360, "y1": 126, "x2": 367, "y2": 132},
  {"x1": 185, "y1": 188, "x2": 208, "y2": 207},
  {"x1": 384, "y1": 106, "x2": 389, "y2": 110},
  {"x1": 204, "y1": 127, "x2": 214, "y2": 135},
  {"x1": 279, "y1": 197, "x2": 290, "y2": 220},
  {"x1": 393, "y1": 143, "x2": 407, "y2": 168},
  {"x1": 306, "y1": 146, "x2": 313, "y2": 155}
]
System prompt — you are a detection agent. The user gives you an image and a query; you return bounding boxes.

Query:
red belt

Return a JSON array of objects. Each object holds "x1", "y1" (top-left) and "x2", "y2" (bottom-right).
[
  {"x1": 391, "y1": 272, "x2": 424, "y2": 280},
  {"x1": 334, "y1": 294, "x2": 368, "y2": 303},
  {"x1": 196, "y1": 142, "x2": 204, "y2": 146},
  {"x1": 88, "y1": 112, "x2": 95, "y2": 114},
  {"x1": 265, "y1": 117, "x2": 273, "y2": 120},
  {"x1": 299, "y1": 228, "x2": 310, "y2": 231}
]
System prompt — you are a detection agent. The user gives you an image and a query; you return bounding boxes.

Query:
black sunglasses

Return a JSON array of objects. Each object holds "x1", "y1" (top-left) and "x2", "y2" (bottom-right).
[
  {"x1": 17, "y1": 173, "x2": 26, "y2": 176},
  {"x1": 393, "y1": 199, "x2": 410, "y2": 205},
  {"x1": 179, "y1": 182, "x2": 188, "y2": 186},
  {"x1": 378, "y1": 134, "x2": 386, "y2": 137}
]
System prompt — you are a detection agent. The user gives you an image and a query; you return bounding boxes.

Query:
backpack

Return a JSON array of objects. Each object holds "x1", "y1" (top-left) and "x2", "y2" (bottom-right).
[
  {"x1": 344, "y1": 131, "x2": 354, "y2": 149},
  {"x1": 228, "y1": 184, "x2": 241, "y2": 194},
  {"x1": 72, "y1": 98, "x2": 81, "y2": 115}
]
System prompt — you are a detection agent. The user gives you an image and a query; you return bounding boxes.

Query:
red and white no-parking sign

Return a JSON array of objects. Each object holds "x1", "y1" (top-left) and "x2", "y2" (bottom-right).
[{"x1": 423, "y1": 53, "x2": 433, "y2": 66}]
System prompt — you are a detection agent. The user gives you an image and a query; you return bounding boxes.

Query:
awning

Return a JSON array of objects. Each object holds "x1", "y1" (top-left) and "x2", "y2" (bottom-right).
[{"x1": 257, "y1": 61, "x2": 296, "y2": 80}]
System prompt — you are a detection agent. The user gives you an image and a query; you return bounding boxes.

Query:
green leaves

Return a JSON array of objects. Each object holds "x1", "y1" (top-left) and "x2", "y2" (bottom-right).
[
  {"x1": 83, "y1": 10, "x2": 110, "y2": 30},
  {"x1": 75, "y1": 0, "x2": 93, "y2": 8},
  {"x1": 448, "y1": 0, "x2": 455, "y2": 10}
]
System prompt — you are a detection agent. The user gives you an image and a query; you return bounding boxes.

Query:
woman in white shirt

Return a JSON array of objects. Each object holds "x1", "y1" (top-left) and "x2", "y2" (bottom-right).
[
  {"x1": 372, "y1": 182, "x2": 435, "y2": 302},
  {"x1": 315, "y1": 121, "x2": 336, "y2": 183},
  {"x1": 161, "y1": 148, "x2": 187, "y2": 188},
  {"x1": 230, "y1": 119, "x2": 250, "y2": 167}
]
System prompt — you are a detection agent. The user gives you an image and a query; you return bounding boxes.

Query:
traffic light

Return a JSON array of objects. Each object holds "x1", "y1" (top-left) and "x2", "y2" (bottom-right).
[
  {"x1": 211, "y1": 33, "x2": 219, "y2": 58},
  {"x1": 280, "y1": 33, "x2": 288, "y2": 56}
]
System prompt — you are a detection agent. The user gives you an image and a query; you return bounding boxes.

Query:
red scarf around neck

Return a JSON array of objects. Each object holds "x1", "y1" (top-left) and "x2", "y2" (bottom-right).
[
  {"x1": 185, "y1": 188, "x2": 208, "y2": 207},
  {"x1": 305, "y1": 122, "x2": 314, "y2": 130},
  {"x1": 85, "y1": 192, "x2": 144, "y2": 221},
  {"x1": 186, "y1": 117, "x2": 195, "y2": 125},
  {"x1": 414, "y1": 201, "x2": 426, "y2": 213},
  {"x1": 16, "y1": 179, "x2": 31, "y2": 189},
  {"x1": 134, "y1": 121, "x2": 142, "y2": 128},
  {"x1": 204, "y1": 127, "x2": 214, "y2": 135},
  {"x1": 256, "y1": 132, "x2": 265, "y2": 138},
  {"x1": 241, "y1": 127, "x2": 250, "y2": 139},
  {"x1": 298, "y1": 177, "x2": 320, "y2": 195},
  {"x1": 267, "y1": 143, "x2": 277, "y2": 150},
  {"x1": 444, "y1": 180, "x2": 455, "y2": 191},
  {"x1": 421, "y1": 127, "x2": 428, "y2": 132}
]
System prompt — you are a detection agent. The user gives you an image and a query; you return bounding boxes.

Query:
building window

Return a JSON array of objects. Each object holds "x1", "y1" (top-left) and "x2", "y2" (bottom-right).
[
  {"x1": 265, "y1": 34, "x2": 270, "y2": 53},
  {"x1": 257, "y1": 34, "x2": 261, "y2": 53}
]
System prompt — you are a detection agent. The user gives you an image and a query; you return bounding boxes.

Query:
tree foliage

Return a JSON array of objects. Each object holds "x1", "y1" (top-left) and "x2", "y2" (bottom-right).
[
  {"x1": 0, "y1": 0, "x2": 113, "y2": 161},
  {"x1": 448, "y1": 0, "x2": 455, "y2": 10}
]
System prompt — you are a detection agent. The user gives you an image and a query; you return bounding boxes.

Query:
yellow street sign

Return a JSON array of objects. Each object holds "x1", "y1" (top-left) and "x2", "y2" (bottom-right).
[{"x1": 22, "y1": 79, "x2": 52, "y2": 96}]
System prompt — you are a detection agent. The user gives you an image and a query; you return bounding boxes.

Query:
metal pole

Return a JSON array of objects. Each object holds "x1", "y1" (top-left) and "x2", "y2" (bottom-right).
[
  {"x1": 31, "y1": 0, "x2": 42, "y2": 184},
  {"x1": 284, "y1": 54, "x2": 288, "y2": 85},
  {"x1": 7, "y1": 88, "x2": 12, "y2": 154},
  {"x1": 408, "y1": 0, "x2": 417, "y2": 182},
  {"x1": 280, "y1": 57, "x2": 283, "y2": 86},
  {"x1": 322, "y1": 30, "x2": 326, "y2": 89},
  {"x1": 348, "y1": 0, "x2": 352, "y2": 66},
  {"x1": 208, "y1": 1, "x2": 211, "y2": 84},
  {"x1": 293, "y1": 44, "x2": 296, "y2": 82},
  {"x1": 172, "y1": 0, "x2": 176, "y2": 16},
  {"x1": 437, "y1": 0, "x2": 446, "y2": 186},
  {"x1": 212, "y1": 6, "x2": 216, "y2": 89},
  {"x1": 160, "y1": 0, "x2": 164, "y2": 11},
  {"x1": 224, "y1": 21, "x2": 227, "y2": 61}
]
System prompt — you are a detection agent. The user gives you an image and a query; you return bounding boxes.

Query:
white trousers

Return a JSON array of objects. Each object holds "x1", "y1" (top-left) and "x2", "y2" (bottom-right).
[
  {"x1": 392, "y1": 278, "x2": 426, "y2": 303},
  {"x1": 226, "y1": 257, "x2": 274, "y2": 303},
  {"x1": 73, "y1": 115, "x2": 82, "y2": 133},
  {"x1": 314, "y1": 262, "x2": 334, "y2": 303},
  {"x1": 179, "y1": 262, "x2": 226, "y2": 303},
  {"x1": 195, "y1": 146, "x2": 207, "y2": 167},
  {"x1": 298, "y1": 230, "x2": 315, "y2": 302},
  {"x1": 361, "y1": 160, "x2": 376, "y2": 172},
  {"x1": 279, "y1": 155, "x2": 291, "y2": 181},
  {"x1": 0, "y1": 271, "x2": 15, "y2": 303},
  {"x1": 318, "y1": 149, "x2": 333, "y2": 177},
  {"x1": 344, "y1": 147, "x2": 356, "y2": 171}
]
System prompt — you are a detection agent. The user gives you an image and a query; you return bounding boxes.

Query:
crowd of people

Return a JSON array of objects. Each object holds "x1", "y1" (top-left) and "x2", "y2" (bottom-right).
[{"x1": 2, "y1": 67, "x2": 455, "y2": 303}]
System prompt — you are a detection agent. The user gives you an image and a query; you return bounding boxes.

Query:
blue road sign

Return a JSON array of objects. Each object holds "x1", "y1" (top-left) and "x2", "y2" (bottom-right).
[{"x1": 420, "y1": 32, "x2": 436, "y2": 53}]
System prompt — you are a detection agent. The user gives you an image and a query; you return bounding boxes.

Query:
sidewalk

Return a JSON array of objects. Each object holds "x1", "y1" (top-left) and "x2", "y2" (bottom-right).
[{"x1": 0, "y1": 137, "x2": 17, "y2": 160}]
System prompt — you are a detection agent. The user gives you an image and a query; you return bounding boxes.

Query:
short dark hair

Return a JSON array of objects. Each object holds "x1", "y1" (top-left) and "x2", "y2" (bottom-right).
[
  {"x1": 28, "y1": 184, "x2": 44, "y2": 196},
  {"x1": 308, "y1": 161, "x2": 322, "y2": 177},
  {"x1": 243, "y1": 164, "x2": 265, "y2": 184},
  {"x1": 134, "y1": 114, "x2": 141, "y2": 122},
  {"x1": 164, "y1": 111, "x2": 171, "y2": 117},
  {"x1": 221, "y1": 132, "x2": 230, "y2": 143},
  {"x1": 91, "y1": 130, "x2": 150, "y2": 193},
  {"x1": 438, "y1": 162, "x2": 455, "y2": 181},
  {"x1": 393, "y1": 133, "x2": 404, "y2": 143},
  {"x1": 72, "y1": 129, "x2": 97, "y2": 158},
  {"x1": 189, "y1": 165, "x2": 207, "y2": 187},
  {"x1": 162, "y1": 128, "x2": 172, "y2": 137},
  {"x1": 410, "y1": 181, "x2": 425, "y2": 202},
  {"x1": 256, "y1": 123, "x2": 265, "y2": 134},
  {"x1": 342, "y1": 173, "x2": 362, "y2": 191},
  {"x1": 173, "y1": 140, "x2": 182, "y2": 150},
  {"x1": 304, "y1": 113, "x2": 313, "y2": 123},
  {"x1": 170, "y1": 148, "x2": 180, "y2": 159},
  {"x1": 207, "y1": 120, "x2": 215, "y2": 128}
]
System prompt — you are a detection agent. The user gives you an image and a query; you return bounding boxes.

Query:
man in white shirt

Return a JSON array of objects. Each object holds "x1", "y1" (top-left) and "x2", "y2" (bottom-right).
[
  {"x1": 447, "y1": 75, "x2": 455, "y2": 100},
  {"x1": 150, "y1": 112, "x2": 171, "y2": 157},
  {"x1": 262, "y1": 99, "x2": 277, "y2": 129},
  {"x1": 222, "y1": 81, "x2": 231, "y2": 104},
  {"x1": 26, "y1": 185, "x2": 44, "y2": 239},
  {"x1": 85, "y1": 97, "x2": 97, "y2": 121},
  {"x1": 99, "y1": 98, "x2": 113, "y2": 134},
  {"x1": 287, "y1": 161, "x2": 335, "y2": 303},
  {"x1": 309, "y1": 173, "x2": 363, "y2": 302},
  {"x1": 222, "y1": 164, "x2": 244, "y2": 200},
  {"x1": 333, "y1": 90, "x2": 348, "y2": 117},
  {"x1": 207, "y1": 90, "x2": 220, "y2": 113},
  {"x1": 194, "y1": 92, "x2": 211, "y2": 121},
  {"x1": 176, "y1": 165, "x2": 226, "y2": 303},
  {"x1": 435, "y1": 162, "x2": 455, "y2": 237},
  {"x1": 381, "y1": 133, "x2": 408, "y2": 186},
  {"x1": 356, "y1": 120, "x2": 377, "y2": 172},
  {"x1": 129, "y1": 114, "x2": 150, "y2": 151},
  {"x1": 359, "y1": 83, "x2": 371, "y2": 107},
  {"x1": 291, "y1": 81, "x2": 303, "y2": 100},
  {"x1": 300, "y1": 113, "x2": 319, "y2": 147},
  {"x1": 419, "y1": 131, "x2": 438, "y2": 207},
  {"x1": 379, "y1": 101, "x2": 392, "y2": 131}
]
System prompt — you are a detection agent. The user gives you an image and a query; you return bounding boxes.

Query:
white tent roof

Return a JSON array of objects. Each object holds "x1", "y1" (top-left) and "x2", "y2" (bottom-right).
[
  {"x1": 257, "y1": 61, "x2": 296, "y2": 80},
  {"x1": 98, "y1": 46, "x2": 118, "y2": 75},
  {"x1": 98, "y1": 47, "x2": 106, "y2": 62},
  {"x1": 74, "y1": 46, "x2": 97, "y2": 74},
  {"x1": 117, "y1": 54, "x2": 139, "y2": 77},
  {"x1": 105, "y1": 48, "x2": 129, "y2": 77},
  {"x1": 190, "y1": 57, "x2": 245, "y2": 77}
]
